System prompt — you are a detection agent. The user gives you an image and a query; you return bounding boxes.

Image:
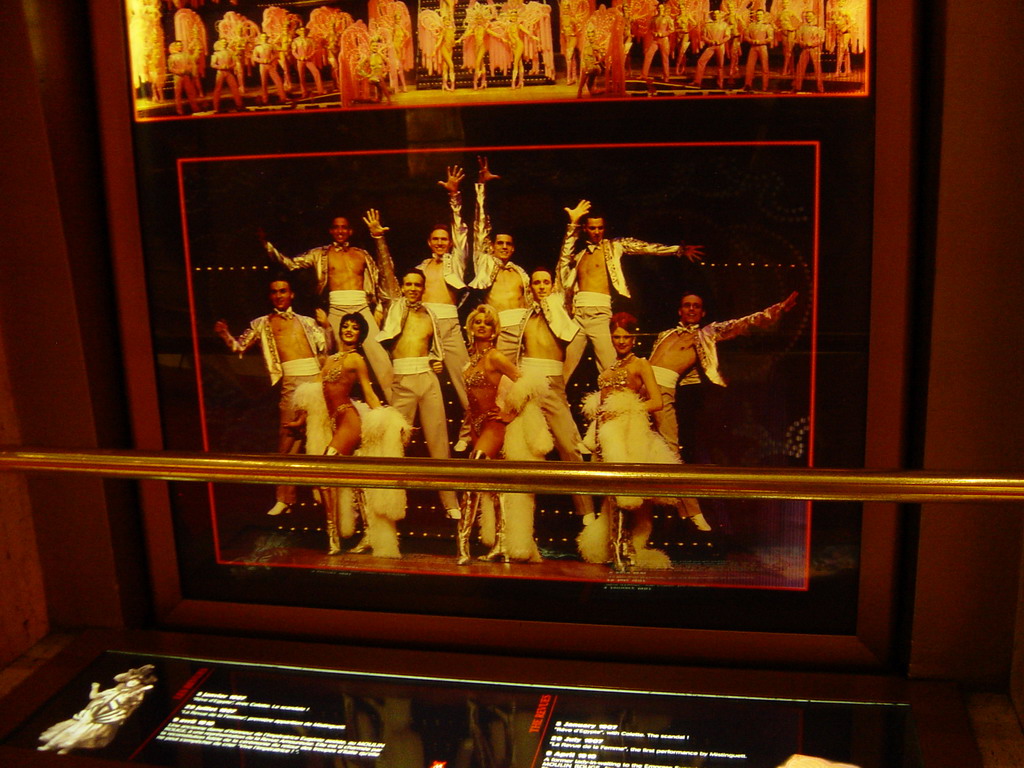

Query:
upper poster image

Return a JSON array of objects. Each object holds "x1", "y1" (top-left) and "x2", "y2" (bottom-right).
[{"x1": 126, "y1": 0, "x2": 869, "y2": 120}]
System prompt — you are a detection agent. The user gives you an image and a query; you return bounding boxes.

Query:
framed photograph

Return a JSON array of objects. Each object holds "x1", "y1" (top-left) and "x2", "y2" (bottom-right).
[
  {"x1": 124, "y1": 0, "x2": 870, "y2": 122},
  {"x1": 92, "y1": 0, "x2": 914, "y2": 666}
]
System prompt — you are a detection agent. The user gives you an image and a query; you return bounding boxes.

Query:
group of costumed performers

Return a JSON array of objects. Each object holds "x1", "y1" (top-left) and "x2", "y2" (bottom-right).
[
  {"x1": 215, "y1": 157, "x2": 798, "y2": 570},
  {"x1": 128, "y1": 0, "x2": 862, "y2": 113}
]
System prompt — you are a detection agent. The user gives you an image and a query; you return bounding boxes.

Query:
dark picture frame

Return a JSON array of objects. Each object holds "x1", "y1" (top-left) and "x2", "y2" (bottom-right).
[{"x1": 89, "y1": 0, "x2": 917, "y2": 668}]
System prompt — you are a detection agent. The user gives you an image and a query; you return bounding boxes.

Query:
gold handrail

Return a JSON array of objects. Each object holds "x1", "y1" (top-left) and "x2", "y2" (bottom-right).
[{"x1": 1, "y1": 447, "x2": 1022, "y2": 503}]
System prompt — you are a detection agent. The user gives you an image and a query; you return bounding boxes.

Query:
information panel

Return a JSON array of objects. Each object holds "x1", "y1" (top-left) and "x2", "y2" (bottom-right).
[{"x1": 4, "y1": 650, "x2": 916, "y2": 767}]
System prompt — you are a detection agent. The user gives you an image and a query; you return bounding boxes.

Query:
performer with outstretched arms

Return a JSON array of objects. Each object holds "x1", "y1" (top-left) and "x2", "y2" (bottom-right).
[
  {"x1": 650, "y1": 289, "x2": 798, "y2": 471},
  {"x1": 557, "y1": 198, "x2": 703, "y2": 380},
  {"x1": 469, "y1": 156, "x2": 531, "y2": 358},
  {"x1": 260, "y1": 212, "x2": 399, "y2": 400},
  {"x1": 214, "y1": 277, "x2": 332, "y2": 517},
  {"x1": 410, "y1": 166, "x2": 472, "y2": 411}
]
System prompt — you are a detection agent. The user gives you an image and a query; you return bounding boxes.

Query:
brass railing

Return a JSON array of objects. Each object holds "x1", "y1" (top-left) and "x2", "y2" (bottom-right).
[{"x1": 1, "y1": 447, "x2": 1023, "y2": 503}]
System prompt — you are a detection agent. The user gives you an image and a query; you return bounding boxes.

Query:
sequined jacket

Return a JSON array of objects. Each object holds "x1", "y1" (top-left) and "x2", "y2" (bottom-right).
[
  {"x1": 231, "y1": 312, "x2": 328, "y2": 386},
  {"x1": 264, "y1": 240, "x2": 397, "y2": 310},
  {"x1": 651, "y1": 299, "x2": 789, "y2": 387},
  {"x1": 557, "y1": 226, "x2": 681, "y2": 302},
  {"x1": 468, "y1": 182, "x2": 531, "y2": 295}
]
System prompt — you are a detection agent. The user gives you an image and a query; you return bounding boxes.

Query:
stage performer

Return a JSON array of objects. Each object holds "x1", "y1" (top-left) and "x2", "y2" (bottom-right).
[
  {"x1": 640, "y1": 2, "x2": 674, "y2": 82},
  {"x1": 515, "y1": 267, "x2": 595, "y2": 523},
  {"x1": 260, "y1": 213, "x2": 399, "y2": 401},
  {"x1": 557, "y1": 198, "x2": 703, "y2": 380},
  {"x1": 559, "y1": 0, "x2": 589, "y2": 86},
  {"x1": 294, "y1": 313, "x2": 411, "y2": 557},
  {"x1": 771, "y1": 0, "x2": 801, "y2": 76},
  {"x1": 167, "y1": 40, "x2": 200, "y2": 114},
  {"x1": 252, "y1": 33, "x2": 287, "y2": 103},
  {"x1": 460, "y1": 0, "x2": 497, "y2": 90},
  {"x1": 791, "y1": 10, "x2": 825, "y2": 93},
  {"x1": 577, "y1": 313, "x2": 675, "y2": 571},
  {"x1": 468, "y1": 156, "x2": 531, "y2": 359},
  {"x1": 500, "y1": 6, "x2": 541, "y2": 89},
  {"x1": 376, "y1": 265, "x2": 461, "y2": 520},
  {"x1": 291, "y1": 26, "x2": 325, "y2": 97},
  {"x1": 690, "y1": 9, "x2": 729, "y2": 89},
  {"x1": 743, "y1": 8, "x2": 774, "y2": 91},
  {"x1": 408, "y1": 166, "x2": 472, "y2": 413},
  {"x1": 210, "y1": 39, "x2": 244, "y2": 112},
  {"x1": 457, "y1": 304, "x2": 551, "y2": 565},
  {"x1": 357, "y1": 36, "x2": 393, "y2": 104},
  {"x1": 650, "y1": 289, "x2": 798, "y2": 471},
  {"x1": 214, "y1": 277, "x2": 332, "y2": 517}
]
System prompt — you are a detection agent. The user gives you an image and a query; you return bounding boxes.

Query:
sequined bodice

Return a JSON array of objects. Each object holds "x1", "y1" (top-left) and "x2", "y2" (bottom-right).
[
  {"x1": 597, "y1": 355, "x2": 633, "y2": 391},
  {"x1": 464, "y1": 367, "x2": 497, "y2": 391},
  {"x1": 321, "y1": 353, "x2": 351, "y2": 384}
]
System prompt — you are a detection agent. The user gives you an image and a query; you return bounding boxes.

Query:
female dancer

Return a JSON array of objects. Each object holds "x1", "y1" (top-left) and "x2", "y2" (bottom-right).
[
  {"x1": 457, "y1": 304, "x2": 550, "y2": 564},
  {"x1": 296, "y1": 313, "x2": 409, "y2": 557},
  {"x1": 578, "y1": 312, "x2": 677, "y2": 570},
  {"x1": 458, "y1": 304, "x2": 518, "y2": 563}
]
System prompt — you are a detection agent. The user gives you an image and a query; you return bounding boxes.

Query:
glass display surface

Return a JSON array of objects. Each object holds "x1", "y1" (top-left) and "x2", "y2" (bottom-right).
[
  {"x1": 4, "y1": 650, "x2": 918, "y2": 767},
  {"x1": 95, "y1": 0, "x2": 902, "y2": 659}
]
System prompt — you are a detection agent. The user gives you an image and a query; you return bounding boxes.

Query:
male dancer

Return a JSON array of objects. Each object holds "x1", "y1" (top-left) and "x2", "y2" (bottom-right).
[
  {"x1": 557, "y1": 198, "x2": 703, "y2": 380},
  {"x1": 260, "y1": 213, "x2": 398, "y2": 400},
  {"x1": 650, "y1": 289, "x2": 798, "y2": 465},
  {"x1": 743, "y1": 8, "x2": 775, "y2": 92},
  {"x1": 252, "y1": 33, "x2": 287, "y2": 104},
  {"x1": 214, "y1": 277, "x2": 332, "y2": 516},
  {"x1": 469, "y1": 157, "x2": 531, "y2": 359},
  {"x1": 373, "y1": 241, "x2": 461, "y2": 519},
  {"x1": 413, "y1": 166, "x2": 472, "y2": 412},
  {"x1": 690, "y1": 9, "x2": 730, "y2": 89},
  {"x1": 791, "y1": 10, "x2": 825, "y2": 93},
  {"x1": 517, "y1": 268, "x2": 596, "y2": 523}
]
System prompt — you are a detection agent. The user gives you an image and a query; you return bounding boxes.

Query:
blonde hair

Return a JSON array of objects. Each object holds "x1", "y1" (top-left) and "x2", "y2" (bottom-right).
[{"x1": 464, "y1": 303, "x2": 501, "y2": 345}]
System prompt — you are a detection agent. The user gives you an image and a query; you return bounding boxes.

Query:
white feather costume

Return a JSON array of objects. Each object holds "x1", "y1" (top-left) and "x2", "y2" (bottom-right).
[
  {"x1": 498, "y1": 372, "x2": 554, "y2": 561},
  {"x1": 294, "y1": 381, "x2": 411, "y2": 558},
  {"x1": 577, "y1": 388, "x2": 675, "y2": 568}
]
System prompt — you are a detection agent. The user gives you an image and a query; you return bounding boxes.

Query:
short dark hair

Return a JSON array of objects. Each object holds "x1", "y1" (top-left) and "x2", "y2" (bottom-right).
[
  {"x1": 268, "y1": 274, "x2": 293, "y2": 290},
  {"x1": 401, "y1": 267, "x2": 427, "y2": 284},
  {"x1": 530, "y1": 266, "x2": 553, "y2": 280},
  {"x1": 338, "y1": 312, "x2": 369, "y2": 345}
]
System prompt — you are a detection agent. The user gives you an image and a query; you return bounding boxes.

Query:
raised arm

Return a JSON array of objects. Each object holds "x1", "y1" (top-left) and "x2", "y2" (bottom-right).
[
  {"x1": 616, "y1": 236, "x2": 704, "y2": 262},
  {"x1": 364, "y1": 208, "x2": 400, "y2": 301},
  {"x1": 442, "y1": 166, "x2": 469, "y2": 278},
  {"x1": 214, "y1": 318, "x2": 258, "y2": 354},
  {"x1": 708, "y1": 291, "x2": 799, "y2": 342},
  {"x1": 470, "y1": 157, "x2": 501, "y2": 288},
  {"x1": 260, "y1": 229, "x2": 319, "y2": 271},
  {"x1": 557, "y1": 199, "x2": 590, "y2": 286}
]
